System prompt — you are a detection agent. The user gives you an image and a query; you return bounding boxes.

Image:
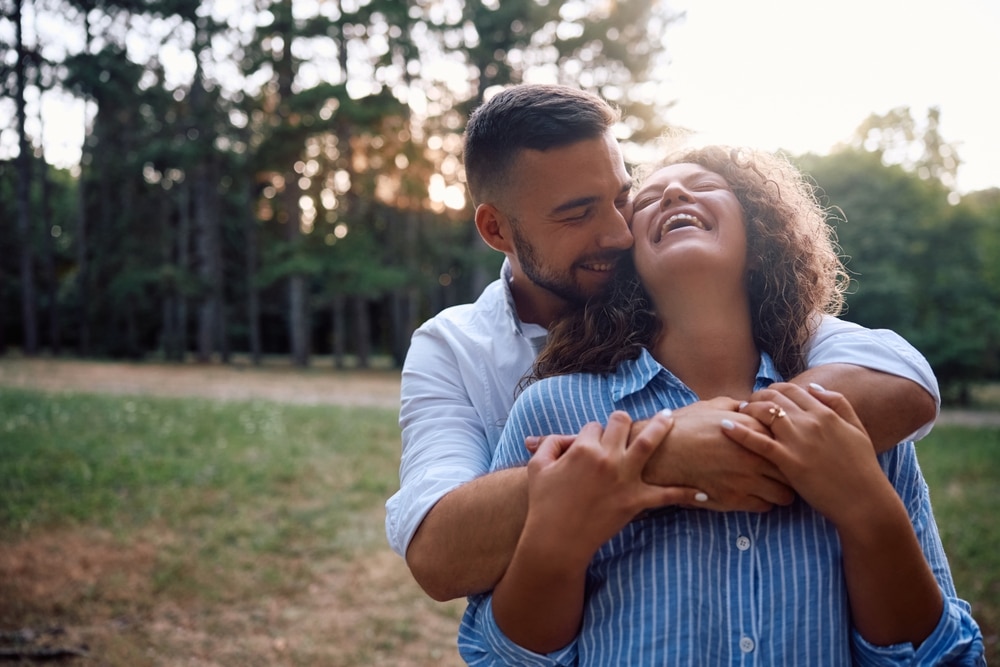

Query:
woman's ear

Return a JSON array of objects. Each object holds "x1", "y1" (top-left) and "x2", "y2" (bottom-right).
[{"x1": 475, "y1": 203, "x2": 514, "y2": 254}]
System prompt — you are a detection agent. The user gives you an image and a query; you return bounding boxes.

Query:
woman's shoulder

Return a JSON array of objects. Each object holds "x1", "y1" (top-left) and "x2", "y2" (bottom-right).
[
  {"x1": 507, "y1": 372, "x2": 616, "y2": 431},
  {"x1": 517, "y1": 371, "x2": 615, "y2": 408}
]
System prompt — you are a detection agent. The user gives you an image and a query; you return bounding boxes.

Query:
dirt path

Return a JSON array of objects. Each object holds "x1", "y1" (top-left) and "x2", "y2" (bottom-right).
[
  {"x1": 3, "y1": 356, "x2": 999, "y2": 427},
  {"x1": 0, "y1": 356, "x2": 403, "y2": 409}
]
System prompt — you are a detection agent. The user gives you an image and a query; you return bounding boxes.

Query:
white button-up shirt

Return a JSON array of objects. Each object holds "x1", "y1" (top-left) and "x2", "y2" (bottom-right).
[{"x1": 385, "y1": 260, "x2": 941, "y2": 557}]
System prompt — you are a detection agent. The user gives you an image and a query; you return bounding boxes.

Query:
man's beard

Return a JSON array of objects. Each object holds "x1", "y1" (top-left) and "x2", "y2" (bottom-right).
[{"x1": 511, "y1": 226, "x2": 617, "y2": 306}]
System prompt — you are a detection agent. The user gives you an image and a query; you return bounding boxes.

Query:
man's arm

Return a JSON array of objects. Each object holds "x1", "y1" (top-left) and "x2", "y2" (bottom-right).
[
  {"x1": 796, "y1": 316, "x2": 940, "y2": 446},
  {"x1": 406, "y1": 468, "x2": 527, "y2": 601},
  {"x1": 391, "y1": 320, "x2": 535, "y2": 602},
  {"x1": 784, "y1": 364, "x2": 936, "y2": 452},
  {"x1": 642, "y1": 319, "x2": 939, "y2": 502}
]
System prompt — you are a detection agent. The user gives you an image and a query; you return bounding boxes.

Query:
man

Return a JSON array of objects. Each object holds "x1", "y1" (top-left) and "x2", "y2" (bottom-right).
[{"x1": 385, "y1": 84, "x2": 939, "y2": 602}]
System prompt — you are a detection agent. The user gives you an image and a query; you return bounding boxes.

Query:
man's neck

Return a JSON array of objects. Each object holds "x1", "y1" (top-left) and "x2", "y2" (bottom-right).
[{"x1": 508, "y1": 278, "x2": 569, "y2": 330}]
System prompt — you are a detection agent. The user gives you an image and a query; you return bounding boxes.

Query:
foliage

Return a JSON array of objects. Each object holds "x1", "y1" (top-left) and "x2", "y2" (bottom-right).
[
  {"x1": 796, "y1": 149, "x2": 1000, "y2": 402},
  {"x1": 0, "y1": 0, "x2": 683, "y2": 364},
  {"x1": 1, "y1": 0, "x2": 997, "y2": 386}
]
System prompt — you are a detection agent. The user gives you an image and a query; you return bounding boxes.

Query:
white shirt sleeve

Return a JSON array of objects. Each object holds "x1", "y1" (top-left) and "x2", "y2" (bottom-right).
[
  {"x1": 806, "y1": 315, "x2": 940, "y2": 441},
  {"x1": 385, "y1": 322, "x2": 496, "y2": 558}
]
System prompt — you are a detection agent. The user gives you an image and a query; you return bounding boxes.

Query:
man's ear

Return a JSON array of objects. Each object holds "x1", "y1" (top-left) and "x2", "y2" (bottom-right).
[{"x1": 474, "y1": 203, "x2": 514, "y2": 254}]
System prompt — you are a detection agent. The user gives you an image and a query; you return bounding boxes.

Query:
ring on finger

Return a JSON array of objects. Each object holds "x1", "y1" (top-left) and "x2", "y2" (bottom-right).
[{"x1": 767, "y1": 406, "x2": 787, "y2": 426}]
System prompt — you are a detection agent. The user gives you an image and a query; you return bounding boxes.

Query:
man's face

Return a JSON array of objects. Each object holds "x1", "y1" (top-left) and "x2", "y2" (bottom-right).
[{"x1": 502, "y1": 130, "x2": 634, "y2": 313}]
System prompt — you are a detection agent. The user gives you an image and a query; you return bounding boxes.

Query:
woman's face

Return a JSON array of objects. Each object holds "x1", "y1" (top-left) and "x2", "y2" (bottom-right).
[{"x1": 630, "y1": 162, "x2": 748, "y2": 296}]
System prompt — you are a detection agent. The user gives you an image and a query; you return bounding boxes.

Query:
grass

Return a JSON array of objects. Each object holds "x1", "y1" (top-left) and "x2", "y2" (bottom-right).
[
  {"x1": 917, "y1": 424, "x2": 1000, "y2": 658},
  {"x1": 0, "y1": 387, "x2": 464, "y2": 666},
  {"x1": 0, "y1": 386, "x2": 997, "y2": 664},
  {"x1": 0, "y1": 390, "x2": 396, "y2": 548}
]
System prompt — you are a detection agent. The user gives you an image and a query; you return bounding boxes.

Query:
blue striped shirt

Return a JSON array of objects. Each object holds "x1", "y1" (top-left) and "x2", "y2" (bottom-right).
[{"x1": 458, "y1": 349, "x2": 984, "y2": 666}]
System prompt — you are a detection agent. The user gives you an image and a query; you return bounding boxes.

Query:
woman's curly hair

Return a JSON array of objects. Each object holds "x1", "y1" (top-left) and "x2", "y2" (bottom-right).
[{"x1": 528, "y1": 145, "x2": 849, "y2": 386}]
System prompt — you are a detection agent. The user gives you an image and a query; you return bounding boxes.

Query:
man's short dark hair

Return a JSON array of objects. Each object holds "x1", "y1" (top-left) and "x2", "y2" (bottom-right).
[{"x1": 463, "y1": 84, "x2": 620, "y2": 207}]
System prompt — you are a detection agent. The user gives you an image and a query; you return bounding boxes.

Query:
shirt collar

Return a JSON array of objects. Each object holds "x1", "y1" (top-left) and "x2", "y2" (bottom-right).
[
  {"x1": 609, "y1": 348, "x2": 783, "y2": 402},
  {"x1": 500, "y1": 258, "x2": 548, "y2": 344}
]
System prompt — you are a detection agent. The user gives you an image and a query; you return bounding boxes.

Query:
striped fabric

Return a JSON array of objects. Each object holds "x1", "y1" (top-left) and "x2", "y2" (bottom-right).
[{"x1": 457, "y1": 349, "x2": 984, "y2": 666}]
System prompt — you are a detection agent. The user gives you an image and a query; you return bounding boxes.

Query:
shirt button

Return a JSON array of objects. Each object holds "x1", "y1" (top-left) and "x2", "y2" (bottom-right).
[
  {"x1": 736, "y1": 535, "x2": 751, "y2": 551},
  {"x1": 740, "y1": 636, "x2": 755, "y2": 653}
]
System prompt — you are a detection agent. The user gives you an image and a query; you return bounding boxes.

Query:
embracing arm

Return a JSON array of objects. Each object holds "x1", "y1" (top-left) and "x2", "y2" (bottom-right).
[
  {"x1": 407, "y1": 468, "x2": 527, "y2": 601},
  {"x1": 729, "y1": 384, "x2": 984, "y2": 662},
  {"x1": 492, "y1": 412, "x2": 699, "y2": 653},
  {"x1": 793, "y1": 316, "x2": 940, "y2": 451},
  {"x1": 391, "y1": 325, "x2": 531, "y2": 601},
  {"x1": 786, "y1": 364, "x2": 935, "y2": 453},
  {"x1": 728, "y1": 386, "x2": 942, "y2": 644}
]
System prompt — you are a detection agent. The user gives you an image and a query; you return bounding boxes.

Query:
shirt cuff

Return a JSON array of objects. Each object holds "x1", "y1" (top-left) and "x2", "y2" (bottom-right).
[
  {"x1": 851, "y1": 598, "x2": 985, "y2": 666},
  {"x1": 477, "y1": 595, "x2": 578, "y2": 667}
]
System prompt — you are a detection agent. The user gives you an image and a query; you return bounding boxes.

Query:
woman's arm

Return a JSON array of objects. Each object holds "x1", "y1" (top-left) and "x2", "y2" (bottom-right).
[
  {"x1": 492, "y1": 411, "x2": 702, "y2": 652},
  {"x1": 724, "y1": 384, "x2": 943, "y2": 646}
]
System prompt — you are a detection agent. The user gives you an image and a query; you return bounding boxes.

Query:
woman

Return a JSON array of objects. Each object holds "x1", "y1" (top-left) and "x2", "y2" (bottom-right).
[{"x1": 457, "y1": 146, "x2": 984, "y2": 665}]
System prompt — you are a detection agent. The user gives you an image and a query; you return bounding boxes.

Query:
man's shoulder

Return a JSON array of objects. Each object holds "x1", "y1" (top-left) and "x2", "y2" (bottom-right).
[{"x1": 414, "y1": 279, "x2": 510, "y2": 336}]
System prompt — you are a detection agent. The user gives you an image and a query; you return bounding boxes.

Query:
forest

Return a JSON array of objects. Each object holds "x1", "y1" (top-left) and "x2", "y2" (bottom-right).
[{"x1": 2, "y1": 0, "x2": 999, "y2": 403}]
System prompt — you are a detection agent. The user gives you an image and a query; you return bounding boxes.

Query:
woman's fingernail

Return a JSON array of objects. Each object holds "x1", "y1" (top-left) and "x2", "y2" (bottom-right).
[
  {"x1": 809, "y1": 382, "x2": 827, "y2": 392},
  {"x1": 721, "y1": 419, "x2": 735, "y2": 430},
  {"x1": 659, "y1": 408, "x2": 673, "y2": 418},
  {"x1": 695, "y1": 492, "x2": 709, "y2": 502},
  {"x1": 738, "y1": 401, "x2": 748, "y2": 410}
]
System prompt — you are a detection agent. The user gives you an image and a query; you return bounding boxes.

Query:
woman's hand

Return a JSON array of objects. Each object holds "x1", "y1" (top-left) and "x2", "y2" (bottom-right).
[
  {"x1": 524, "y1": 410, "x2": 705, "y2": 565},
  {"x1": 723, "y1": 383, "x2": 892, "y2": 528}
]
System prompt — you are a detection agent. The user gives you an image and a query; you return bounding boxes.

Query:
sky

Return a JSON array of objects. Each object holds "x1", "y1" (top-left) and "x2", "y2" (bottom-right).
[{"x1": 658, "y1": 0, "x2": 1000, "y2": 193}]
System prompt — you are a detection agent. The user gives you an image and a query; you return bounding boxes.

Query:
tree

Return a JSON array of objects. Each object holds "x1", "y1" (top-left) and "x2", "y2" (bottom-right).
[
  {"x1": 11, "y1": 0, "x2": 39, "y2": 355},
  {"x1": 847, "y1": 105, "x2": 961, "y2": 199},
  {"x1": 799, "y1": 149, "x2": 998, "y2": 403},
  {"x1": 0, "y1": 0, "x2": 683, "y2": 365}
]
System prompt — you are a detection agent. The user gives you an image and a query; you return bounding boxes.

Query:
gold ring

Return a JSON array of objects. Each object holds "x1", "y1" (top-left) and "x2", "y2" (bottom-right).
[{"x1": 767, "y1": 406, "x2": 787, "y2": 425}]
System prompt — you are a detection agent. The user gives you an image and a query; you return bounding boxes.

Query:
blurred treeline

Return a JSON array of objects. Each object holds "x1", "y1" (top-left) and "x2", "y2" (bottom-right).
[{"x1": 1, "y1": 1, "x2": 998, "y2": 403}]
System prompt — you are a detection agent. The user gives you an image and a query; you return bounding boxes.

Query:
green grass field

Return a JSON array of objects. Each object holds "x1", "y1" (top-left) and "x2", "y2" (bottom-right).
[
  {"x1": 0, "y1": 388, "x2": 464, "y2": 665},
  {"x1": 0, "y1": 387, "x2": 997, "y2": 664}
]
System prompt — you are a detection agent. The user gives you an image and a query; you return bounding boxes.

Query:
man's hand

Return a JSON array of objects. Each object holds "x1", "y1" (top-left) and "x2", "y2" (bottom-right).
[{"x1": 638, "y1": 398, "x2": 796, "y2": 512}]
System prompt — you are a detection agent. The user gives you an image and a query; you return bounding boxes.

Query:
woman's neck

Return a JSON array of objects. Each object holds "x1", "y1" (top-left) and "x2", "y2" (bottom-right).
[{"x1": 649, "y1": 296, "x2": 759, "y2": 401}]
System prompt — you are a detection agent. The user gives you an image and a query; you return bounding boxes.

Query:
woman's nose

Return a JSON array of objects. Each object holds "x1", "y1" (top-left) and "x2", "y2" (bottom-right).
[{"x1": 660, "y1": 182, "x2": 694, "y2": 208}]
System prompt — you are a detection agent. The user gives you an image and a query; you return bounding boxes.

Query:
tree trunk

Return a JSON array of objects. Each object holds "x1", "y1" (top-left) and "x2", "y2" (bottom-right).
[
  {"x1": 159, "y1": 190, "x2": 181, "y2": 361},
  {"x1": 14, "y1": 0, "x2": 38, "y2": 356},
  {"x1": 242, "y1": 179, "x2": 262, "y2": 365},
  {"x1": 39, "y1": 150, "x2": 60, "y2": 355},
  {"x1": 75, "y1": 166, "x2": 90, "y2": 355},
  {"x1": 176, "y1": 181, "x2": 191, "y2": 359},
  {"x1": 194, "y1": 163, "x2": 220, "y2": 363},
  {"x1": 284, "y1": 177, "x2": 309, "y2": 367},
  {"x1": 276, "y1": 0, "x2": 308, "y2": 367},
  {"x1": 331, "y1": 294, "x2": 346, "y2": 369},
  {"x1": 353, "y1": 295, "x2": 370, "y2": 368}
]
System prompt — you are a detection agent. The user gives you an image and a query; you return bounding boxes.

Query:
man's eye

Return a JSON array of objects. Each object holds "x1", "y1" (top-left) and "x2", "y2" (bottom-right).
[{"x1": 561, "y1": 209, "x2": 590, "y2": 222}]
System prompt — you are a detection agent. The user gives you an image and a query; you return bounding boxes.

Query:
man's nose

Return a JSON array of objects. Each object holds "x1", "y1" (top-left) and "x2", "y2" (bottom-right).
[{"x1": 598, "y1": 206, "x2": 634, "y2": 250}]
